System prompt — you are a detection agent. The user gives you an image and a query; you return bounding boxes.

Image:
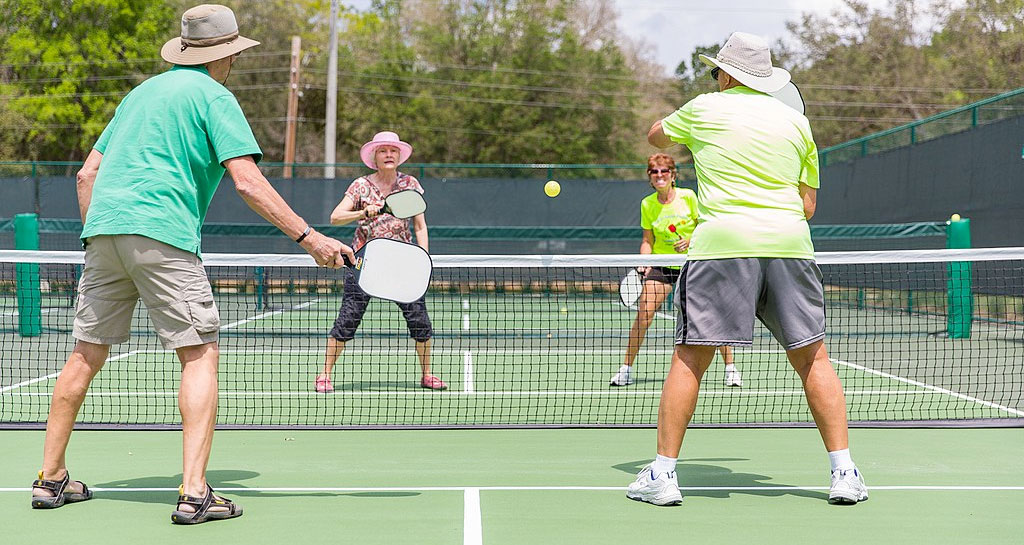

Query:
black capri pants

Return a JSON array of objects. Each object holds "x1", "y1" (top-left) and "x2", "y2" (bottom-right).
[{"x1": 329, "y1": 269, "x2": 433, "y2": 342}]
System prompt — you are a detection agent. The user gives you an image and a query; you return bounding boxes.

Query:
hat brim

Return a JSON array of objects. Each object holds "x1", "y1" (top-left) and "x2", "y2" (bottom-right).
[
  {"x1": 699, "y1": 54, "x2": 791, "y2": 94},
  {"x1": 161, "y1": 36, "x2": 260, "y2": 66},
  {"x1": 360, "y1": 141, "x2": 413, "y2": 170}
]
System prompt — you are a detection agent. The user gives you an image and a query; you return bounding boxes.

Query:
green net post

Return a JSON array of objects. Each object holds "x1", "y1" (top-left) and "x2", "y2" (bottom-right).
[
  {"x1": 946, "y1": 216, "x2": 972, "y2": 338},
  {"x1": 14, "y1": 213, "x2": 42, "y2": 337},
  {"x1": 255, "y1": 266, "x2": 265, "y2": 310}
]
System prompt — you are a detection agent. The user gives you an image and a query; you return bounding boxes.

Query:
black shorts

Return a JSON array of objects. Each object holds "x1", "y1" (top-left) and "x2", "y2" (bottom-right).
[
  {"x1": 329, "y1": 269, "x2": 433, "y2": 342},
  {"x1": 644, "y1": 266, "x2": 681, "y2": 285}
]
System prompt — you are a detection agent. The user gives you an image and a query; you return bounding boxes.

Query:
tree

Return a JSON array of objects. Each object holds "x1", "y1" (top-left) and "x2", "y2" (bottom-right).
[
  {"x1": 0, "y1": 0, "x2": 174, "y2": 161},
  {"x1": 300, "y1": 0, "x2": 642, "y2": 166}
]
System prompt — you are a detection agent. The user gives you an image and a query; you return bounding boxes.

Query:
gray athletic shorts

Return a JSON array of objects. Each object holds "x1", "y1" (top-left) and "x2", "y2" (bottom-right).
[{"x1": 674, "y1": 258, "x2": 825, "y2": 350}]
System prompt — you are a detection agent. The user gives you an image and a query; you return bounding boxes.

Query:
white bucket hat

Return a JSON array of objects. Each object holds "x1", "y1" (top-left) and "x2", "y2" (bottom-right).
[
  {"x1": 160, "y1": 4, "x2": 260, "y2": 66},
  {"x1": 698, "y1": 32, "x2": 791, "y2": 94}
]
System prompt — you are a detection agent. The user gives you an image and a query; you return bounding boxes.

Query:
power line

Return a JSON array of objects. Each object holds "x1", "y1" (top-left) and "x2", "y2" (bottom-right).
[{"x1": 303, "y1": 84, "x2": 637, "y2": 113}]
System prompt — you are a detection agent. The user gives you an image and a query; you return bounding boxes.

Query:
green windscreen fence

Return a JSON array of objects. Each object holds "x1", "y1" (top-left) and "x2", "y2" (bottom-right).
[{"x1": 819, "y1": 87, "x2": 1024, "y2": 165}]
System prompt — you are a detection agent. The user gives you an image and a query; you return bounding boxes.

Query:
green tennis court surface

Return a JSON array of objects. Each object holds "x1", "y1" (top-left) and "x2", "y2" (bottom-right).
[{"x1": 1, "y1": 428, "x2": 1022, "y2": 543}]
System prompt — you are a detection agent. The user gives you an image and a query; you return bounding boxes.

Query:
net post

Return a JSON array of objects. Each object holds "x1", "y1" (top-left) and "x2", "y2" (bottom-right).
[
  {"x1": 255, "y1": 266, "x2": 266, "y2": 310},
  {"x1": 14, "y1": 213, "x2": 42, "y2": 337},
  {"x1": 946, "y1": 217, "x2": 972, "y2": 338}
]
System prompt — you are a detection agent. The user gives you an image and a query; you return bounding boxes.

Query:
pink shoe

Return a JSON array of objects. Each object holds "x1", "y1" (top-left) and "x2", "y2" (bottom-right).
[
  {"x1": 420, "y1": 375, "x2": 448, "y2": 390},
  {"x1": 314, "y1": 375, "x2": 334, "y2": 393}
]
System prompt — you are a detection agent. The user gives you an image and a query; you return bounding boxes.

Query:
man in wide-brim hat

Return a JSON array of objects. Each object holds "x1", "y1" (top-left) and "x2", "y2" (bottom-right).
[
  {"x1": 627, "y1": 31, "x2": 869, "y2": 508},
  {"x1": 30, "y1": 4, "x2": 352, "y2": 525}
]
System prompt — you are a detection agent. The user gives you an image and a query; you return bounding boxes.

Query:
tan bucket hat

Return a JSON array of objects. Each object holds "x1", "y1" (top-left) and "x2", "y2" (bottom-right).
[
  {"x1": 699, "y1": 32, "x2": 791, "y2": 94},
  {"x1": 160, "y1": 4, "x2": 260, "y2": 66}
]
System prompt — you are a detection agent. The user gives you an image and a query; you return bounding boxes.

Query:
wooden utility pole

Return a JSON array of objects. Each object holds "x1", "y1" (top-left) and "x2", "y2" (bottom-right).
[{"x1": 283, "y1": 36, "x2": 301, "y2": 179}]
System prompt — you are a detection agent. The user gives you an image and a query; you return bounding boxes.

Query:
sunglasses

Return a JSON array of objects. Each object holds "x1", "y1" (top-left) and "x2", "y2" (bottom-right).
[
  {"x1": 710, "y1": 67, "x2": 721, "y2": 81},
  {"x1": 647, "y1": 168, "x2": 674, "y2": 175}
]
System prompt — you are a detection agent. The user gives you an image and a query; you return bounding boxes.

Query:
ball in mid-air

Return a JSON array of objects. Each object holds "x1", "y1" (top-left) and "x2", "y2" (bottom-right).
[
  {"x1": 544, "y1": 180, "x2": 561, "y2": 198},
  {"x1": 950, "y1": 213, "x2": 961, "y2": 222}
]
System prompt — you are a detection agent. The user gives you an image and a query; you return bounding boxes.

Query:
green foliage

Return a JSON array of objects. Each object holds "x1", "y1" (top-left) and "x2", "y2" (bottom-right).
[
  {"x1": 0, "y1": 0, "x2": 174, "y2": 160},
  {"x1": 301, "y1": 0, "x2": 640, "y2": 165},
  {"x1": 3, "y1": 0, "x2": 1024, "y2": 163}
]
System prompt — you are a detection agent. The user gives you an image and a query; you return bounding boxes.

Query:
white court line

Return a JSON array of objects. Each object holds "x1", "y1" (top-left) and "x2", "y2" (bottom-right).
[
  {"x1": 832, "y1": 357, "x2": 1024, "y2": 417},
  {"x1": 220, "y1": 299, "x2": 320, "y2": 330},
  {"x1": 7, "y1": 389, "x2": 961, "y2": 398},
  {"x1": 0, "y1": 349, "x2": 143, "y2": 394},
  {"x1": 0, "y1": 298, "x2": 319, "y2": 394},
  {"x1": 1, "y1": 308, "x2": 61, "y2": 317},
  {"x1": 464, "y1": 488, "x2": 482, "y2": 545},
  {"x1": 0, "y1": 485, "x2": 1020, "y2": 493},
  {"x1": 463, "y1": 351, "x2": 474, "y2": 394}
]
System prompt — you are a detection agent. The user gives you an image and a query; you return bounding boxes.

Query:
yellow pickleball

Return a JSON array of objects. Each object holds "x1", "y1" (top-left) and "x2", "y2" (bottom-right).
[
  {"x1": 950, "y1": 213, "x2": 961, "y2": 222},
  {"x1": 544, "y1": 180, "x2": 561, "y2": 198}
]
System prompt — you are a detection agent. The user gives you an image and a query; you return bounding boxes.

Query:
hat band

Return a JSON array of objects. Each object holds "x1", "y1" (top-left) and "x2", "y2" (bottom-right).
[
  {"x1": 717, "y1": 57, "x2": 772, "y2": 78},
  {"x1": 181, "y1": 31, "x2": 239, "y2": 49}
]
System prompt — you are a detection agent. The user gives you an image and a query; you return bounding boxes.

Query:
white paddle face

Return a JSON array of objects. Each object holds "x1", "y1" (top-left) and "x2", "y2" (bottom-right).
[
  {"x1": 384, "y1": 190, "x2": 427, "y2": 219},
  {"x1": 618, "y1": 269, "x2": 643, "y2": 308},
  {"x1": 354, "y1": 238, "x2": 432, "y2": 303},
  {"x1": 771, "y1": 82, "x2": 805, "y2": 114}
]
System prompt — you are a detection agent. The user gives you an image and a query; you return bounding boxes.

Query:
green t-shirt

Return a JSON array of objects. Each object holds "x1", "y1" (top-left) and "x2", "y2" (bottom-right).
[
  {"x1": 640, "y1": 188, "x2": 698, "y2": 258},
  {"x1": 82, "y1": 65, "x2": 263, "y2": 254},
  {"x1": 661, "y1": 86, "x2": 820, "y2": 260}
]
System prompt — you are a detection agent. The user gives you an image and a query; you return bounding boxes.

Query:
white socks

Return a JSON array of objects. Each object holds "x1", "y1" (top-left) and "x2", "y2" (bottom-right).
[
  {"x1": 651, "y1": 454, "x2": 677, "y2": 476},
  {"x1": 828, "y1": 448, "x2": 856, "y2": 472},
  {"x1": 724, "y1": 364, "x2": 738, "y2": 372}
]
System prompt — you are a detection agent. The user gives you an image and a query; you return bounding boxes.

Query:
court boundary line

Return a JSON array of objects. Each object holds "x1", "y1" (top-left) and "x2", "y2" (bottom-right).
[
  {"x1": 831, "y1": 357, "x2": 1024, "y2": 417},
  {"x1": 4, "y1": 389, "x2": 981, "y2": 397},
  {"x1": 464, "y1": 488, "x2": 481, "y2": 545},
  {"x1": 0, "y1": 485, "x2": 1021, "y2": 492}
]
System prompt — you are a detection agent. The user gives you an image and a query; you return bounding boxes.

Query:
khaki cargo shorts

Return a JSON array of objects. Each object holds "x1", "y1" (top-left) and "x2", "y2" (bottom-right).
[{"x1": 73, "y1": 235, "x2": 219, "y2": 349}]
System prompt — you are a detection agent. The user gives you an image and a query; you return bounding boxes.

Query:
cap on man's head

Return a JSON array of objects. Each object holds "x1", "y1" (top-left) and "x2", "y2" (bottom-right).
[{"x1": 160, "y1": 4, "x2": 260, "y2": 66}]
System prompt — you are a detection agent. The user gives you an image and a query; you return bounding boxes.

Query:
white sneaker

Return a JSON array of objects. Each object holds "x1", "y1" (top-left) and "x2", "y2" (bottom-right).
[
  {"x1": 725, "y1": 368, "x2": 743, "y2": 387},
  {"x1": 829, "y1": 468, "x2": 868, "y2": 504},
  {"x1": 626, "y1": 464, "x2": 682, "y2": 506},
  {"x1": 609, "y1": 365, "x2": 633, "y2": 386}
]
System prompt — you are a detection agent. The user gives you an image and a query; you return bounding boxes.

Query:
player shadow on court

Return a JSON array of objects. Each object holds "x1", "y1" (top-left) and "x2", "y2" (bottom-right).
[
  {"x1": 93, "y1": 470, "x2": 420, "y2": 504},
  {"x1": 613, "y1": 459, "x2": 828, "y2": 501}
]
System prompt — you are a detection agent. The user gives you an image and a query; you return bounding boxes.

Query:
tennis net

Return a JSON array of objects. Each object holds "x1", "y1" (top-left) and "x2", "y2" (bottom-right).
[{"x1": 1, "y1": 248, "x2": 1022, "y2": 429}]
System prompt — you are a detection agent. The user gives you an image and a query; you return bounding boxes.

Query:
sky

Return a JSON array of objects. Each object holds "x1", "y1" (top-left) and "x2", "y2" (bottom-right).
[
  {"x1": 342, "y1": 0, "x2": 892, "y2": 75},
  {"x1": 611, "y1": 0, "x2": 891, "y2": 75}
]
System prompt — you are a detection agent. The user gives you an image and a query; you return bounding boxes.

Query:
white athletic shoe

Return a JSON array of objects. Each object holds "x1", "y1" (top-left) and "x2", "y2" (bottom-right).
[
  {"x1": 610, "y1": 365, "x2": 633, "y2": 386},
  {"x1": 829, "y1": 468, "x2": 868, "y2": 504},
  {"x1": 725, "y1": 368, "x2": 743, "y2": 387},
  {"x1": 626, "y1": 464, "x2": 683, "y2": 506}
]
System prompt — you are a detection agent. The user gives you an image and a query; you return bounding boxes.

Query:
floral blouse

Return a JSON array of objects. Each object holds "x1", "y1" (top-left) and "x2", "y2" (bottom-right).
[{"x1": 344, "y1": 172, "x2": 424, "y2": 251}]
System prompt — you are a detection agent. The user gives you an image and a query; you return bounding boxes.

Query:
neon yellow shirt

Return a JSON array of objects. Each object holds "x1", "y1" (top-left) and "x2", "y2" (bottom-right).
[
  {"x1": 661, "y1": 86, "x2": 820, "y2": 260},
  {"x1": 640, "y1": 188, "x2": 698, "y2": 258}
]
